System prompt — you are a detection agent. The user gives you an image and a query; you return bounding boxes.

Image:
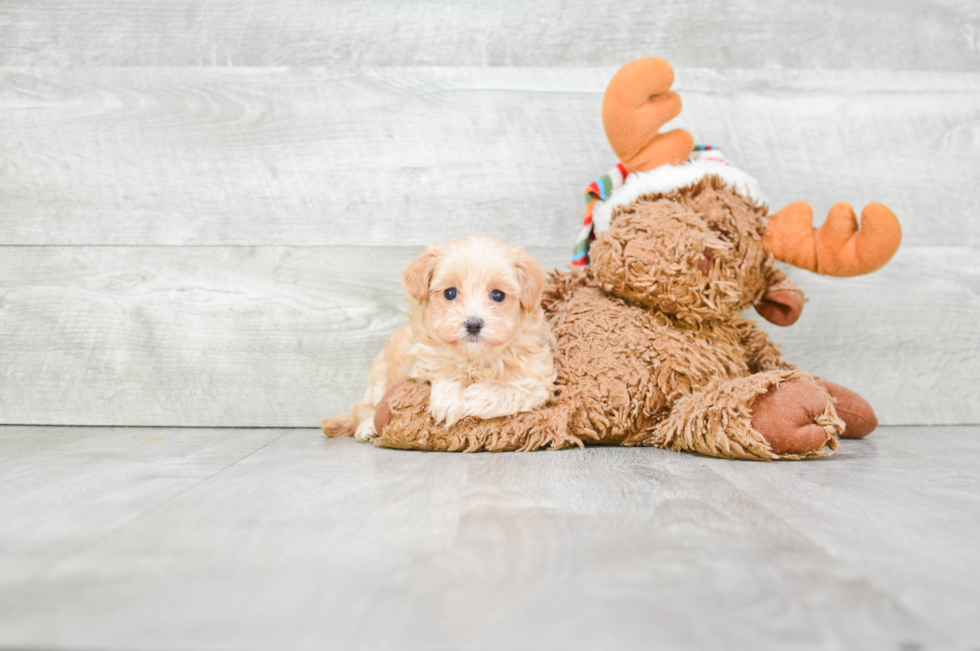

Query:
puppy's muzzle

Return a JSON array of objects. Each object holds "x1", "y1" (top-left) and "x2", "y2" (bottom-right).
[{"x1": 465, "y1": 318, "x2": 484, "y2": 336}]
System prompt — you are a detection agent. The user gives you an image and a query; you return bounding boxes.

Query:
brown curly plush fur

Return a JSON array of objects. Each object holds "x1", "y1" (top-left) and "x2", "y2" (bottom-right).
[{"x1": 363, "y1": 177, "x2": 847, "y2": 460}]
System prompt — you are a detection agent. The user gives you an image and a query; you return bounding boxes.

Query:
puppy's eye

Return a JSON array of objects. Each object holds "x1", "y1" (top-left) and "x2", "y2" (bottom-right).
[
  {"x1": 491, "y1": 290, "x2": 505, "y2": 302},
  {"x1": 444, "y1": 288, "x2": 458, "y2": 300}
]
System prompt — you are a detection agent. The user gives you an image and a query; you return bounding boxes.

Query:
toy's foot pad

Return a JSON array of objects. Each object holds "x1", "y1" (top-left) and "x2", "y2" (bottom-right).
[{"x1": 751, "y1": 379, "x2": 834, "y2": 456}]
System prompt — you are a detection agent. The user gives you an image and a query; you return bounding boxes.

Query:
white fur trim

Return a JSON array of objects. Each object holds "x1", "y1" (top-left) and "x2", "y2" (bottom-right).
[{"x1": 592, "y1": 154, "x2": 767, "y2": 234}]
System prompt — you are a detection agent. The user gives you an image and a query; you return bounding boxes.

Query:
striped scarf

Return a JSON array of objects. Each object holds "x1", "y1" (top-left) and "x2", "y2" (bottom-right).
[{"x1": 572, "y1": 162, "x2": 629, "y2": 267}]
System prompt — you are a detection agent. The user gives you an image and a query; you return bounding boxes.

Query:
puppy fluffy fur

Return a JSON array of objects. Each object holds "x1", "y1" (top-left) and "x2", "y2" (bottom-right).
[{"x1": 321, "y1": 236, "x2": 556, "y2": 442}]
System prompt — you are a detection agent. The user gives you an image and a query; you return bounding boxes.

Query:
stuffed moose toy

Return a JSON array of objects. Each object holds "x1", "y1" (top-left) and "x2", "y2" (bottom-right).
[{"x1": 339, "y1": 57, "x2": 902, "y2": 461}]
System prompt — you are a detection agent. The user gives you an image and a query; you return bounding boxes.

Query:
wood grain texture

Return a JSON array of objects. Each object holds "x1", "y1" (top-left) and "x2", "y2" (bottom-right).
[
  {"x1": 0, "y1": 245, "x2": 976, "y2": 427},
  {"x1": 1, "y1": 0, "x2": 978, "y2": 69},
  {"x1": 1, "y1": 425, "x2": 979, "y2": 649},
  {"x1": 1, "y1": 67, "x2": 978, "y2": 247}
]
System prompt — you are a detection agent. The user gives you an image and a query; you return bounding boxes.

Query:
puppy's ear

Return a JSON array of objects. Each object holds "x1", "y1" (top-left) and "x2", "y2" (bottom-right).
[
  {"x1": 402, "y1": 247, "x2": 438, "y2": 303},
  {"x1": 515, "y1": 249, "x2": 545, "y2": 312}
]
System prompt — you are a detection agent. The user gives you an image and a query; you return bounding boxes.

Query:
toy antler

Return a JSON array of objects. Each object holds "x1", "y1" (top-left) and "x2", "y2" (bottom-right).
[
  {"x1": 601, "y1": 57, "x2": 694, "y2": 172},
  {"x1": 762, "y1": 202, "x2": 902, "y2": 276}
]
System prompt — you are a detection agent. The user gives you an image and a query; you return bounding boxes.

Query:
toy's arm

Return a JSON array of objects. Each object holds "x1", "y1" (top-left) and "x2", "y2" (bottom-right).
[{"x1": 370, "y1": 381, "x2": 580, "y2": 452}]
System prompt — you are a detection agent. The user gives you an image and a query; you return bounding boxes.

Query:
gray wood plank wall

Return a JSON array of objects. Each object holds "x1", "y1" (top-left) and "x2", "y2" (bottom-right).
[
  {"x1": 2, "y1": 1, "x2": 978, "y2": 69},
  {"x1": 1, "y1": 2, "x2": 978, "y2": 427}
]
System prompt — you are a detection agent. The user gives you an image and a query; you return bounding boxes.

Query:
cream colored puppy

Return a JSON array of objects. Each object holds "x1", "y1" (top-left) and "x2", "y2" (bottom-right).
[{"x1": 322, "y1": 236, "x2": 556, "y2": 442}]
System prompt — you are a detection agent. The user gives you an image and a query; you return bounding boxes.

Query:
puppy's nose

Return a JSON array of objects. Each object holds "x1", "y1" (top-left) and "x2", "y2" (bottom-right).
[{"x1": 465, "y1": 318, "x2": 483, "y2": 335}]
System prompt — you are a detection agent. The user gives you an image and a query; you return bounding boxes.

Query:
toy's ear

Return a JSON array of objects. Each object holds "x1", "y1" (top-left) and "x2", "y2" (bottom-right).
[
  {"x1": 402, "y1": 247, "x2": 438, "y2": 303},
  {"x1": 515, "y1": 249, "x2": 545, "y2": 312},
  {"x1": 755, "y1": 279, "x2": 804, "y2": 326}
]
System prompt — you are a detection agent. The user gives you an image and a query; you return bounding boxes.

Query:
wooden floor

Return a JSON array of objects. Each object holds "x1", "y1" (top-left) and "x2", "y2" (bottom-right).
[{"x1": 2, "y1": 424, "x2": 979, "y2": 650}]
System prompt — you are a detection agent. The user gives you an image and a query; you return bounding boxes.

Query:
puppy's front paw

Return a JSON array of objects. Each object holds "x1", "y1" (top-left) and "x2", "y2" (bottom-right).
[
  {"x1": 429, "y1": 401, "x2": 448, "y2": 425},
  {"x1": 461, "y1": 383, "x2": 515, "y2": 421},
  {"x1": 430, "y1": 395, "x2": 467, "y2": 427},
  {"x1": 429, "y1": 380, "x2": 466, "y2": 428},
  {"x1": 443, "y1": 399, "x2": 469, "y2": 428}
]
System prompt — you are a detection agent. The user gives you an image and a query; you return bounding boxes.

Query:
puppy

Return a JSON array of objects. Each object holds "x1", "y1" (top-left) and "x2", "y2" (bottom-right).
[{"x1": 321, "y1": 236, "x2": 556, "y2": 442}]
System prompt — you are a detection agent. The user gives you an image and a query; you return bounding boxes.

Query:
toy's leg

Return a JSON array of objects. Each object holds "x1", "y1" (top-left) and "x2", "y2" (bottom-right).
[
  {"x1": 739, "y1": 319, "x2": 877, "y2": 439},
  {"x1": 626, "y1": 370, "x2": 843, "y2": 461},
  {"x1": 370, "y1": 381, "x2": 581, "y2": 452},
  {"x1": 815, "y1": 380, "x2": 878, "y2": 438}
]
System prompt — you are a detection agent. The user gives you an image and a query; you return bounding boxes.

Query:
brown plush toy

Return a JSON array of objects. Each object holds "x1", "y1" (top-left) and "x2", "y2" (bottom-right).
[{"x1": 336, "y1": 57, "x2": 902, "y2": 461}]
